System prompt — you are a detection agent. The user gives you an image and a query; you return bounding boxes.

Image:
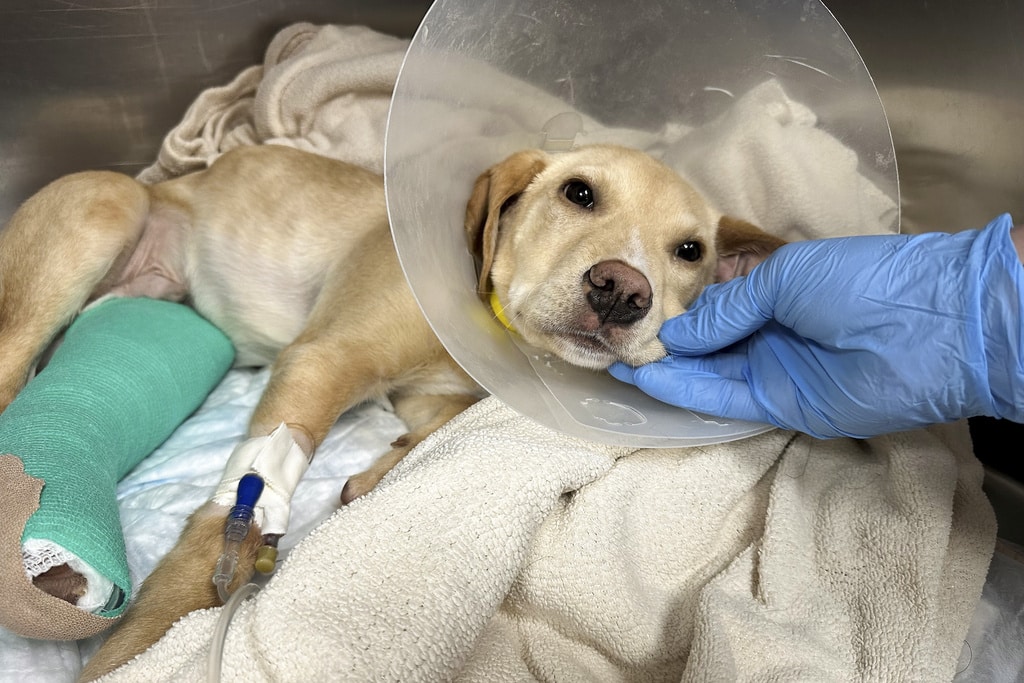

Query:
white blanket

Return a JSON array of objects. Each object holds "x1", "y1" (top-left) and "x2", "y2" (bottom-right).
[
  {"x1": 0, "y1": 21, "x2": 1004, "y2": 683},
  {"x1": 98, "y1": 400, "x2": 993, "y2": 682},
  {"x1": 136, "y1": 23, "x2": 409, "y2": 184}
]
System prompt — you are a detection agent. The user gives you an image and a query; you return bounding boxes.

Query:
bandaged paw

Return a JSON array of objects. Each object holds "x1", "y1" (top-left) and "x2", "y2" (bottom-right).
[
  {"x1": 0, "y1": 298, "x2": 234, "y2": 638},
  {"x1": 213, "y1": 424, "x2": 312, "y2": 536}
]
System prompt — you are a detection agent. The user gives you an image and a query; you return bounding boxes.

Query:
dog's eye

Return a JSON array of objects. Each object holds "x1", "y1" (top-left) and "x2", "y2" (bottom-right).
[
  {"x1": 674, "y1": 241, "x2": 703, "y2": 262},
  {"x1": 563, "y1": 180, "x2": 594, "y2": 209}
]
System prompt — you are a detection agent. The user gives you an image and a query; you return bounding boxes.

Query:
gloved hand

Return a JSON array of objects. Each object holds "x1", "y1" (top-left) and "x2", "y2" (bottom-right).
[{"x1": 610, "y1": 214, "x2": 1024, "y2": 438}]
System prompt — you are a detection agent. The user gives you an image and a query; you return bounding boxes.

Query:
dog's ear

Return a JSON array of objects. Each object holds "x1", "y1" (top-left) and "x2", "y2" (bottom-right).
[
  {"x1": 465, "y1": 150, "x2": 549, "y2": 297},
  {"x1": 715, "y1": 215, "x2": 787, "y2": 283}
]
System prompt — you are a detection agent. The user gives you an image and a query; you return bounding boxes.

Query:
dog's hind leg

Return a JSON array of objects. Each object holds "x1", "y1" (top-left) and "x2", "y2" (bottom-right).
[
  {"x1": 340, "y1": 391, "x2": 479, "y2": 503},
  {"x1": 0, "y1": 172, "x2": 149, "y2": 411}
]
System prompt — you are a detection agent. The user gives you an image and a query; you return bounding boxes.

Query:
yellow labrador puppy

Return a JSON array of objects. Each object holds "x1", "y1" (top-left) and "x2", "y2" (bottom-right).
[{"x1": 0, "y1": 143, "x2": 781, "y2": 679}]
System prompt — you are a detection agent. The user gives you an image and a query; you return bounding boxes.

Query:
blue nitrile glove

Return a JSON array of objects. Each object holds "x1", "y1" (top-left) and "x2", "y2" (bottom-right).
[{"x1": 610, "y1": 214, "x2": 1024, "y2": 438}]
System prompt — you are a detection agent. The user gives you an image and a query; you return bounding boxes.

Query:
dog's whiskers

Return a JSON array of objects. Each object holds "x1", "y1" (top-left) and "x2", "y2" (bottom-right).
[{"x1": 502, "y1": 281, "x2": 545, "y2": 328}]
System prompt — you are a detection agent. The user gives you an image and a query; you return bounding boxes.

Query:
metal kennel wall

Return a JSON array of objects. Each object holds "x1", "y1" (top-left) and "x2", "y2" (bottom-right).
[{"x1": 1, "y1": 0, "x2": 1022, "y2": 536}]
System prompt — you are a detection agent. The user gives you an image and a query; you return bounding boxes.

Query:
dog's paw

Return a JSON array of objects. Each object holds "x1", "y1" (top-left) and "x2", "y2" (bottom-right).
[
  {"x1": 32, "y1": 563, "x2": 88, "y2": 604},
  {"x1": 339, "y1": 434, "x2": 416, "y2": 505},
  {"x1": 339, "y1": 472, "x2": 379, "y2": 505}
]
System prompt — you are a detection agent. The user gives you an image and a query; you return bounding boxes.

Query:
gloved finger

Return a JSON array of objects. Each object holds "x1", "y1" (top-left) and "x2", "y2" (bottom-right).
[
  {"x1": 629, "y1": 361, "x2": 772, "y2": 425},
  {"x1": 660, "y1": 277, "x2": 776, "y2": 355},
  {"x1": 667, "y1": 352, "x2": 749, "y2": 381},
  {"x1": 608, "y1": 361, "x2": 638, "y2": 384},
  {"x1": 610, "y1": 352, "x2": 749, "y2": 382}
]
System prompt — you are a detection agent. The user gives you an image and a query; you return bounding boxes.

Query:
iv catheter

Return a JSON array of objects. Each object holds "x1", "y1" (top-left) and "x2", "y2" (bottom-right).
[
  {"x1": 210, "y1": 423, "x2": 313, "y2": 598},
  {"x1": 207, "y1": 424, "x2": 313, "y2": 681},
  {"x1": 212, "y1": 472, "x2": 266, "y2": 602}
]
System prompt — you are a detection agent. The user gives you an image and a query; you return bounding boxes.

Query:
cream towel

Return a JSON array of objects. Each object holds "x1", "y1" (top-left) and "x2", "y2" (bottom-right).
[
  {"x1": 137, "y1": 23, "x2": 897, "y2": 240},
  {"x1": 663, "y1": 79, "x2": 900, "y2": 241},
  {"x1": 137, "y1": 23, "x2": 409, "y2": 184},
  {"x1": 97, "y1": 399, "x2": 993, "y2": 682},
  {"x1": 97, "y1": 22, "x2": 990, "y2": 682}
]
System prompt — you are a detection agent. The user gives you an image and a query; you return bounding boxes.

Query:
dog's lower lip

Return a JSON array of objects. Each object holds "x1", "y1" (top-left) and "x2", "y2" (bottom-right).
[{"x1": 553, "y1": 329, "x2": 613, "y2": 354}]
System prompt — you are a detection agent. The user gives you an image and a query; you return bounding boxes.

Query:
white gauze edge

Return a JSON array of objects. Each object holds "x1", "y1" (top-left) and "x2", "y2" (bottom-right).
[{"x1": 21, "y1": 539, "x2": 115, "y2": 613}]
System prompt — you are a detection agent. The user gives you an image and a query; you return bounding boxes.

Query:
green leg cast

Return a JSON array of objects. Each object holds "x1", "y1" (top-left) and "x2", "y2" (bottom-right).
[{"x1": 0, "y1": 297, "x2": 234, "y2": 628}]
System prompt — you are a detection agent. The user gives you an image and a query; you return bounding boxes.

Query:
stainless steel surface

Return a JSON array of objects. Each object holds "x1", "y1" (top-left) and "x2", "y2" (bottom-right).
[
  {"x1": 0, "y1": 0, "x2": 433, "y2": 223},
  {"x1": 3, "y1": 0, "x2": 1023, "y2": 232},
  {"x1": 825, "y1": 0, "x2": 1024, "y2": 234},
  {"x1": 984, "y1": 469, "x2": 1024, "y2": 547}
]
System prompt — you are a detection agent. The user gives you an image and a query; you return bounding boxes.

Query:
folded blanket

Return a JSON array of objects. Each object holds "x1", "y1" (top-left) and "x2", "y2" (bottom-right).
[
  {"x1": 92, "y1": 21, "x2": 990, "y2": 683},
  {"x1": 662, "y1": 79, "x2": 899, "y2": 242},
  {"x1": 137, "y1": 24, "x2": 409, "y2": 184},
  {"x1": 98, "y1": 399, "x2": 993, "y2": 682}
]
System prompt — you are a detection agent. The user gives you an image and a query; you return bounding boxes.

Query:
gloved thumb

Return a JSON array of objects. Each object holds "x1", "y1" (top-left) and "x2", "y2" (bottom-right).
[{"x1": 660, "y1": 275, "x2": 776, "y2": 355}]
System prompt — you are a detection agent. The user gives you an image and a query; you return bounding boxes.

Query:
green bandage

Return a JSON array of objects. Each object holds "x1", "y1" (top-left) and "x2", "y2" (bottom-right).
[{"x1": 0, "y1": 297, "x2": 234, "y2": 619}]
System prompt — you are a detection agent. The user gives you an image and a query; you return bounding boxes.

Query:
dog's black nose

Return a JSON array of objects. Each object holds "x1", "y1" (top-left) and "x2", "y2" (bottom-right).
[{"x1": 585, "y1": 260, "x2": 652, "y2": 325}]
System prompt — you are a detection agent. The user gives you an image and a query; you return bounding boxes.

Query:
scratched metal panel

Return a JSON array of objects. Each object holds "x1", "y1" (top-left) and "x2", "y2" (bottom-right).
[
  {"x1": 0, "y1": 0, "x2": 432, "y2": 223},
  {"x1": 826, "y1": 0, "x2": 1024, "y2": 234},
  {"x1": 0, "y1": 0, "x2": 1022, "y2": 231}
]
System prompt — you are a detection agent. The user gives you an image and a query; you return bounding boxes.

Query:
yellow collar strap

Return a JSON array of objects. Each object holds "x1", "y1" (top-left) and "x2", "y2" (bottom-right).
[{"x1": 489, "y1": 290, "x2": 517, "y2": 333}]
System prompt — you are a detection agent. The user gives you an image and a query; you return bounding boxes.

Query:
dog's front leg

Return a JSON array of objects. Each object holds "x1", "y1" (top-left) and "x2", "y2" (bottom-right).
[
  {"x1": 80, "y1": 421, "x2": 313, "y2": 681},
  {"x1": 244, "y1": 297, "x2": 480, "y2": 505},
  {"x1": 81, "y1": 328, "x2": 394, "y2": 680}
]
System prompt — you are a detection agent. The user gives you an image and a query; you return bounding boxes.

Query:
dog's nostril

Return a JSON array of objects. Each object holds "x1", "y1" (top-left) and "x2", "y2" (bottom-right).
[
  {"x1": 590, "y1": 271, "x2": 616, "y2": 293},
  {"x1": 585, "y1": 260, "x2": 652, "y2": 325},
  {"x1": 588, "y1": 261, "x2": 652, "y2": 304}
]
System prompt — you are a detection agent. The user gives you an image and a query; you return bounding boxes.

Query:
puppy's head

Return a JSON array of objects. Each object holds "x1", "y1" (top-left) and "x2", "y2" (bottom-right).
[{"x1": 466, "y1": 144, "x2": 783, "y2": 369}]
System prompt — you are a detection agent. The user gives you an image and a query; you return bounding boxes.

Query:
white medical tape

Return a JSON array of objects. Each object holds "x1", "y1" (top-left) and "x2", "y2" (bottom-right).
[{"x1": 212, "y1": 423, "x2": 311, "y2": 536}]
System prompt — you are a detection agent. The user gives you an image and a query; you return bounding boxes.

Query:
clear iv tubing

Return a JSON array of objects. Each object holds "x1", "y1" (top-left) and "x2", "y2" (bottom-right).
[
  {"x1": 207, "y1": 473, "x2": 264, "y2": 683},
  {"x1": 207, "y1": 581, "x2": 260, "y2": 683}
]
